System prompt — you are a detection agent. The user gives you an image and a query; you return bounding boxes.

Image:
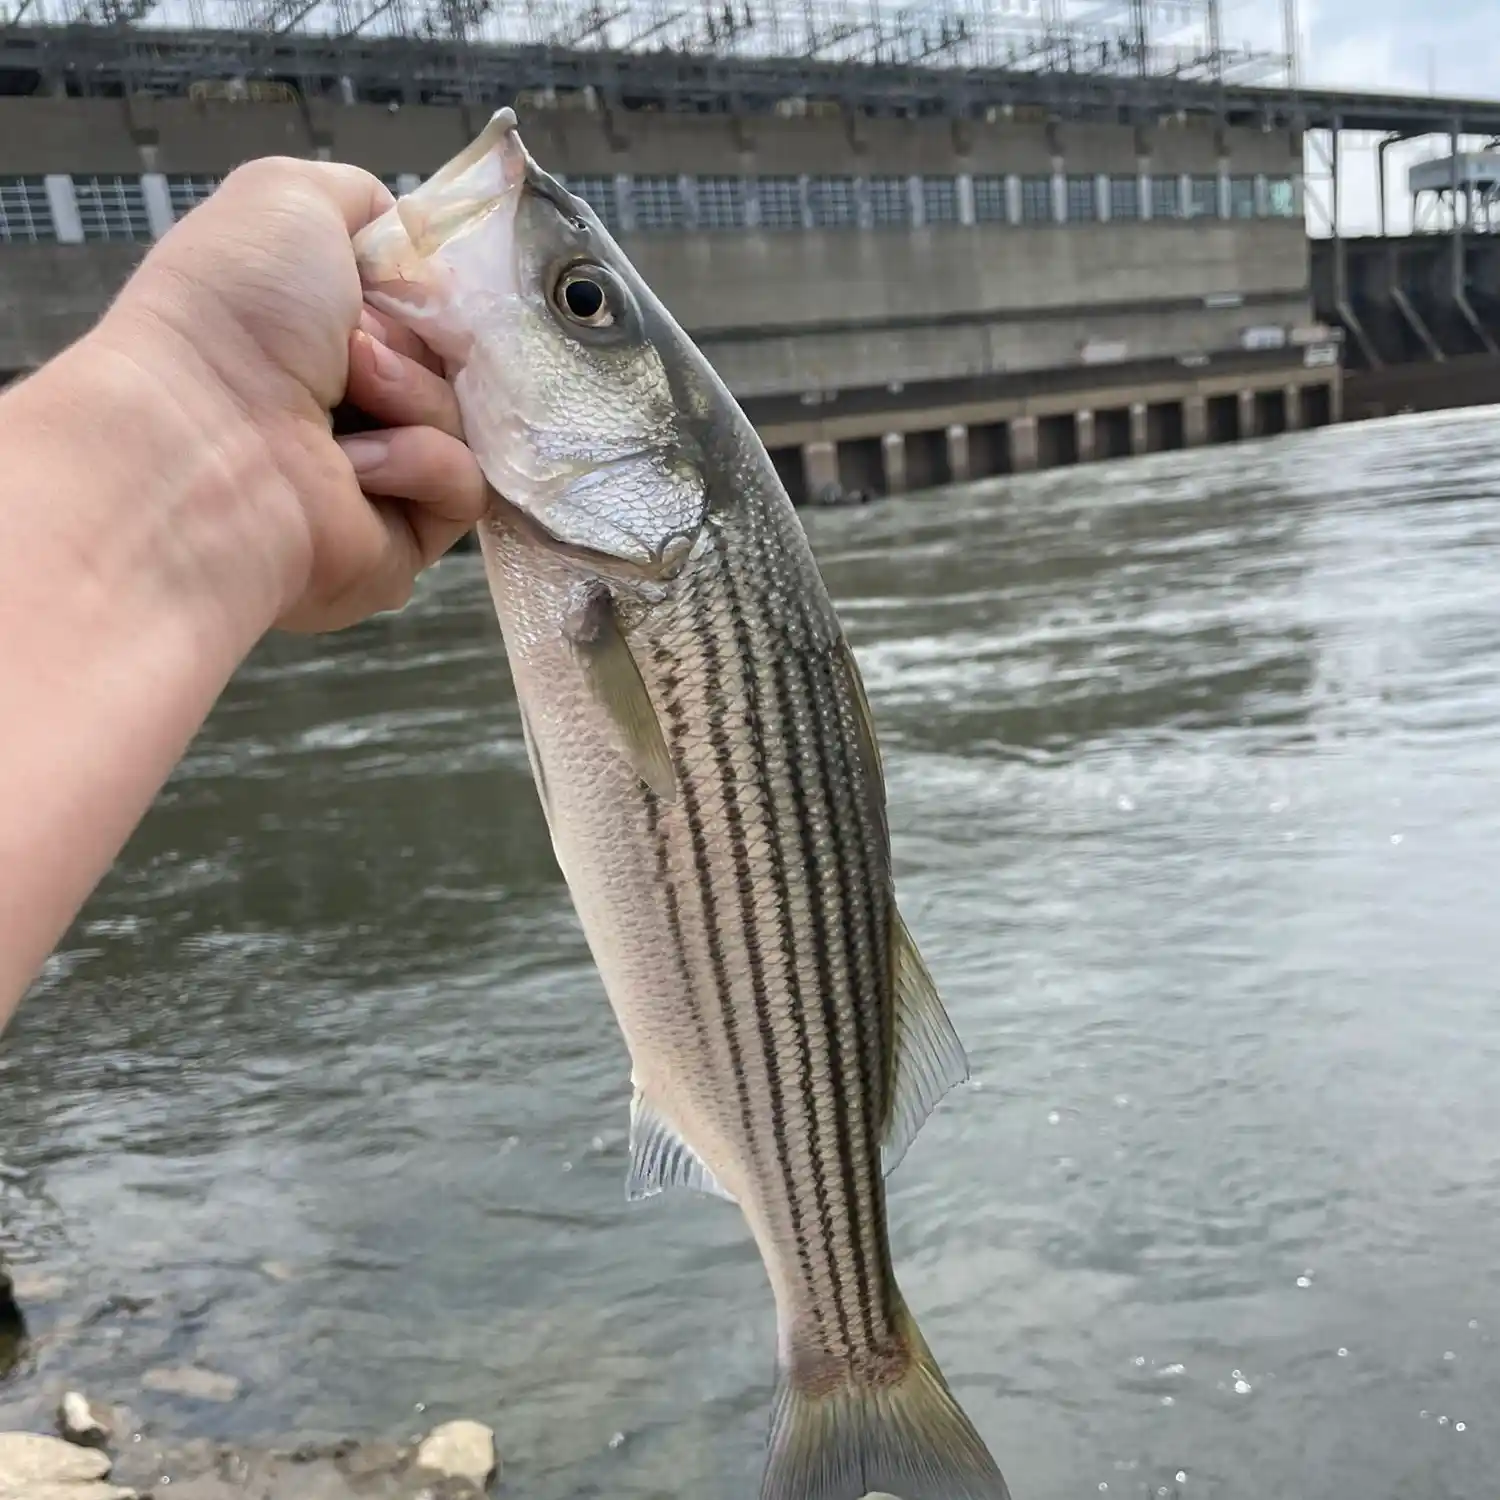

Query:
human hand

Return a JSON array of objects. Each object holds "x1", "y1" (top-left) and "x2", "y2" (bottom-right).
[{"x1": 88, "y1": 156, "x2": 489, "y2": 634}]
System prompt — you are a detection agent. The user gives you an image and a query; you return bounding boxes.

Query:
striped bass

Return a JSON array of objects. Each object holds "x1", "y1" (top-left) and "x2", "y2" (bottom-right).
[{"x1": 353, "y1": 108, "x2": 1011, "y2": 1500}]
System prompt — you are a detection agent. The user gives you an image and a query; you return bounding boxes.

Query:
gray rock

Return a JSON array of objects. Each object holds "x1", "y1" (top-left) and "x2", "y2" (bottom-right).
[
  {"x1": 57, "y1": 1392, "x2": 112, "y2": 1450},
  {"x1": 10, "y1": 1272, "x2": 66, "y2": 1302},
  {"x1": 5, "y1": 1487, "x2": 136, "y2": 1500},
  {"x1": 5, "y1": 1486, "x2": 137, "y2": 1500},
  {"x1": 412, "y1": 1422, "x2": 496, "y2": 1491},
  {"x1": 141, "y1": 1366, "x2": 242, "y2": 1403},
  {"x1": 0, "y1": 1432, "x2": 136, "y2": 1498}
]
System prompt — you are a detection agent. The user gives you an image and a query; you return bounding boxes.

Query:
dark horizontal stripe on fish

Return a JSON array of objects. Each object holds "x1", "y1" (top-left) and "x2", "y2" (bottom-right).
[
  {"x1": 695, "y1": 542, "x2": 807, "y2": 1294},
  {"x1": 761, "y1": 576, "x2": 863, "y2": 1364},
  {"x1": 719, "y1": 542, "x2": 831, "y2": 1339},
  {"x1": 795, "y1": 634, "x2": 888, "y2": 1359},
  {"x1": 657, "y1": 626, "x2": 761, "y2": 1178},
  {"x1": 817, "y1": 639, "x2": 901, "y2": 1348},
  {"x1": 643, "y1": 791, "x2": 712, "y2": 1068}
]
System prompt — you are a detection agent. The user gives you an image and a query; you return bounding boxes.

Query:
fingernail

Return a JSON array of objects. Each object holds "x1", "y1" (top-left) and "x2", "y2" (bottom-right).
[
  {"x1": 359, "y1": 328, "x2": 405, "y2": 383},
  {"x1": 358, "y1": 309, "x2": 387, "y2": 343},
  {"x1": 340, "y1": 435, "x2": 389, "y2": 474}
]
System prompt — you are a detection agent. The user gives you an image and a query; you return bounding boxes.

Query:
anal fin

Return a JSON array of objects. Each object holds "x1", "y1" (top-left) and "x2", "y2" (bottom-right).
[
  {"x1": 627, "y1": 1089, "x2": 737, "y2": 1205},
  {"x1": 881, "y1": 909, "x2": 971, "y2": 1178}
]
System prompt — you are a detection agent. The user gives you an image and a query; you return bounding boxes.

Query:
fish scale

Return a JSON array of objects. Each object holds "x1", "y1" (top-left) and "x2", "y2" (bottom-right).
[{"x1": 355, "y1": 103, "x2": 1012, "y2": 1500}]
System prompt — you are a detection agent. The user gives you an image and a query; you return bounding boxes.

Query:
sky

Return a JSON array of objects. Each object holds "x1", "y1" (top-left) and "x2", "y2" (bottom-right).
[{"x1": 1234, "y1": 0, "x2": 1500, "y2": 234}]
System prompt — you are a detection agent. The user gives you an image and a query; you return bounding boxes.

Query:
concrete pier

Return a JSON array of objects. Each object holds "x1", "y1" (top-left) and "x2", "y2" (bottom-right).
[
  {"x1": 1009, "y1": 416, "x2": 1039, "y2": 474},
  {"x1": 802, "y1": 439, "x2": 837, "y2": 501},
  {"x1": 881, "y1": 432, "x2": 907, "y2": 495},
  {"x1": 945, "y1": 423, "x2": 970, "y2": 484},
  {"x1": 1183, "y1": 394, "x2": 1208, "y2": 448},
  {"x1": 1075, "y1": 409, "x2": 1096, "y2": 464},
  {"x1": 1284, "y1": 384, "x2": 1302, "y2": 431}
]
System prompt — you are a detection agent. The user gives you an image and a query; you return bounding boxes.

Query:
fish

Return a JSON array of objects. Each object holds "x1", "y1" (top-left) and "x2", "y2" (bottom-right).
[{"x1": 353, "y1": 108, "x2": 1011, "y2": 1500}]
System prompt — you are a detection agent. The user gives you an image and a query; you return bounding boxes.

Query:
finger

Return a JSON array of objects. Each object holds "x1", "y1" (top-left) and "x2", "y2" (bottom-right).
[
  {"x1": 217, "y1": 157, "x2": 394, "y2": 237},
  {"x1": 364, "y1": 493, "x2": 470, "y2": 612},
  {"x1": 306, "y1": 160, "x2": 397, "y2": 236},
  {"x1": 359, "y1": 306, "x2": 445, "y2": 376},
  {"x1": 338, "y1": 426, "x2": 490, "y2": 566},
  {"x1": 345, "y1": 328, "x2": 466, "y2": 442}
]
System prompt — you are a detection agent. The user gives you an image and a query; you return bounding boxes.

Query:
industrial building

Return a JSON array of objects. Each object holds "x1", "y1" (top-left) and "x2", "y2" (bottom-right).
[{"x1": 0, "y1": 2, "x2": 1493, "y2": 498}]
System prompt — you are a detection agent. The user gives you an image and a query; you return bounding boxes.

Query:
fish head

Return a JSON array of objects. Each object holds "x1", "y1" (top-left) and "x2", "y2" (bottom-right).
[{"x1": 353, "y1": 107, "x2": 707, "y2": 579}]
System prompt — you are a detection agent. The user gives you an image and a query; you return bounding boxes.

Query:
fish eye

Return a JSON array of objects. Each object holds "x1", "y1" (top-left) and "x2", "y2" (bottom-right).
[{"x1": 555, "y1": 267, "x2": 615, "y2": 328}]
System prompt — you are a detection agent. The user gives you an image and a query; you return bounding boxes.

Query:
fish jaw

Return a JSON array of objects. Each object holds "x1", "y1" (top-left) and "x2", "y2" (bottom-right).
[
  {"x1": 352, "y1": 108, "x2": 708, "y2": 580},
  {"x1": 353, "y1": 107, "x2": 528, "y2": 368}
]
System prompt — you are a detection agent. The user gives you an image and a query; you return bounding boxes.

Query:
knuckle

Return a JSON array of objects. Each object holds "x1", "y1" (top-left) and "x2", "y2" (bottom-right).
[{"x1": 221, "y1": 155, "x2": 300, "y2": 195}]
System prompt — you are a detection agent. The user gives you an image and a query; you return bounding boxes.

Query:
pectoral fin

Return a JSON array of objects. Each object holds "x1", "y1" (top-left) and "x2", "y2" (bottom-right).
[
  {"x1": 565, "y1": 584, "x2": 677, "y2": 803},
  {"x1": 881, "y1": 910, "x2": 970, "y2": 1177}
]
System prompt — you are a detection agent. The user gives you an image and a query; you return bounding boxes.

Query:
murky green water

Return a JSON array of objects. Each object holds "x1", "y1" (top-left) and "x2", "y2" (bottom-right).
[{"x1": 7, "y1": 408, "x2": 1500, "y2": 1499}]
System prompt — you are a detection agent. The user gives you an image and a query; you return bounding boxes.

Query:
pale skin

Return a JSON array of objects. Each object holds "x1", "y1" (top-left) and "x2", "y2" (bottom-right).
[{"x1": 0, "y1": 157, "x2": 490, "y2": 1028}]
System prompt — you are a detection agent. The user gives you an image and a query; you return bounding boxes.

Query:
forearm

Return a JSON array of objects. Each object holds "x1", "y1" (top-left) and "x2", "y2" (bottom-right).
[{"x1": 0, "y1": 335, "x2": 289, "y2": 1023}]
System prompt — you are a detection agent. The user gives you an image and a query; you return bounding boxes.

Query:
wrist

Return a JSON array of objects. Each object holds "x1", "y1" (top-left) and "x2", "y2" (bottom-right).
[
  {"x1": 0, "y1": 329, "x2": 305, "y2": 1011},
  {"x1": 49, "y1": 312, "x2": 314, "y2": 656}
]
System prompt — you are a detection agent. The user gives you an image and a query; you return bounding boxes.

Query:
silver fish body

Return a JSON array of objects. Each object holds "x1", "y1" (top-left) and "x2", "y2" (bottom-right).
[{"x1": 355, "y1": 108, "x2": 1011, "y2": 1500}]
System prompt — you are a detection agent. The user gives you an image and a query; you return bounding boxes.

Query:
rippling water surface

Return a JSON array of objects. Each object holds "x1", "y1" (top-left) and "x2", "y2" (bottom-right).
[{"x1": 7, "y1": 408, "x2": 1500, "y2": 1499}]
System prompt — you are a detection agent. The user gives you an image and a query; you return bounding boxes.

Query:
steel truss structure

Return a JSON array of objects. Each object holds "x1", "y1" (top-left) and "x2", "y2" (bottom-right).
[
  {"x1": 3, "y1": 0, "x2": 1296, "y2": 81},
  {"x1": 0, "y1": 0, "x2": 1494, "y2": 145}
]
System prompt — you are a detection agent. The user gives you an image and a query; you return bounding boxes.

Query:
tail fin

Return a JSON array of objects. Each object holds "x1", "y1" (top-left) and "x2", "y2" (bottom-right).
[{"x1": 760, "y1": 1301, "x2": 1011, "y2": 1500}]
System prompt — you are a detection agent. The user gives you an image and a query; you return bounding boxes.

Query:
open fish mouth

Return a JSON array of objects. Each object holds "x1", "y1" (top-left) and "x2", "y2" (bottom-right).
[{"x1": 353, "y1": 106, "x2": 530, "y2": 283}]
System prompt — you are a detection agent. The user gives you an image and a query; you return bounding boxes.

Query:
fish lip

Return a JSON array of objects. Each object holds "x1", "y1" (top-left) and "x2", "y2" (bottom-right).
[
  {"x1": 427, "y1": 105, "x2": 521, "y2": 191},
  {"x1": 352, "y1": 106, "x2": 529, "y2": 278}
]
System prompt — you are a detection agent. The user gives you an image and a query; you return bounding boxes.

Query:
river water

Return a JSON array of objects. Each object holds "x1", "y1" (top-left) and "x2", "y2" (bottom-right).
[{"x1": 6, "y1": 407, "x2": 1500, "y2": 1499}]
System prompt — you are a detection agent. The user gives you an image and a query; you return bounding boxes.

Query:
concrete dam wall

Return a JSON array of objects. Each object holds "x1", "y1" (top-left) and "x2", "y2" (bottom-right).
[{"x1": 0, "y1": 89, "x2": 1340, "y2": 498}]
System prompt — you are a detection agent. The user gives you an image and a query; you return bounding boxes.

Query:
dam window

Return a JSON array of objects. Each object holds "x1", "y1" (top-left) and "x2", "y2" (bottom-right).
[
  {"x1": 1151, "y1": 175, "x2": 1183, "y2": 219},
  {"x1": 972, "y1": 174, "x2": 1007, "y2": 224},
  {"x1": 1266, "y1": 176, "x2": 1297, "y2": 216},
  {"x1": 697, "y1": 175, "x2": 745, "y2": 230},
  {"x1": 756, "y1": 176, "x2": 803, "y2": 229},
  {"x1": 1109, "y1": 175, "x2": 1140, "y2": 220},
  {"x1": 922, "y1": 176, "x2": 958, "y2": 224},
  {"x1": 565, "y1": 175, "x2": 620, "y2": 232},
  {"x1": 72, "y1": 175, "x2": 151, "y2": 242},
  {"x1": 1065, "y1": 174, "x2": 1097, "y2": 222},
  {"x1": 868, "y1": 175, "x2": 910, "y2": 227},
  {"x1": 1229, "y1": 175, "x2": 1257, "y2": 219},
  {"x1": 1187, "y1": 174, "x2": 1219, "y2": 219},
  {"x1": 166, "y1": 174, "x2": 221, "y2": 219},
  {"x1": 632, "y1": 175, "x2": 685, "y2": 231},
  {"x1": 0, "y1": 176, "x2": 56, "y2": 242},
  {"x1": 1019, "y1": 175, "x2": 1052, "y2": 223},
  {"x1": 809, "y1": 175, "x2": 857, "y2": 228}
]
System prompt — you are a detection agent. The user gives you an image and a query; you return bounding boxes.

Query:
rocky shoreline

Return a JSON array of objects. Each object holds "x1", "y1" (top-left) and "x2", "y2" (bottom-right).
[
  {"x1": 0, "y1": 1403, "x2": 500, "y2": 1499},
  {"x1": 1, "y1": 1267, "x2": 502, "y2": 1500}
]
